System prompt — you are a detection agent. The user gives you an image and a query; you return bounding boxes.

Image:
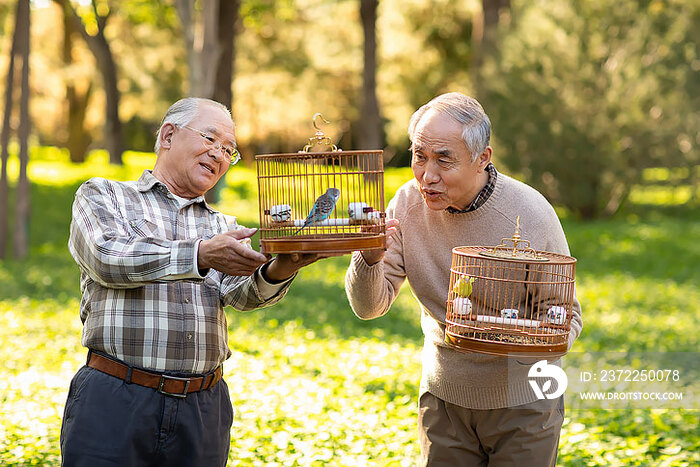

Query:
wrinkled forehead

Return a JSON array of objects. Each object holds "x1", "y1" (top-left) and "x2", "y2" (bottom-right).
[
  {"x1": 412, "y1": 110, "x2": 466, "y2": 152},
  {"x1": 194, "y1": 103, "x2": 237, "y2": 145}
]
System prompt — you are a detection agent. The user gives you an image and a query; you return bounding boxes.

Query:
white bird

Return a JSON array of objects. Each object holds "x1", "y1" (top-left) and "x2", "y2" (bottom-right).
[
  {"x1": 452, "y1": 297, "x2": 472, "y2": 315},
  {"x1": 269, "y1": 204, "x2": 292, "y2": 222}
]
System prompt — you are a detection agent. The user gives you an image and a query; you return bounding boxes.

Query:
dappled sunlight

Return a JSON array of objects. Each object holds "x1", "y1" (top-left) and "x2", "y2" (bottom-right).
[
  {"x1": 0, "y1": 155, "x2": 697, "y2": 465},
  {"x1": 559, "y1": 409, "x2": 698, "y2": 466},
  {"x1": 5, "y1": 148, "x2": 155, "y2": 187},
  {"x1": 225, "y1": 323, "x2": 420, "y2": 464},
  {"x1": 576, "y1": 274, "x2": 698, "y2": 352},
  {"x1": 0, "y1": 302, "x2": 82, "y2": 466}
]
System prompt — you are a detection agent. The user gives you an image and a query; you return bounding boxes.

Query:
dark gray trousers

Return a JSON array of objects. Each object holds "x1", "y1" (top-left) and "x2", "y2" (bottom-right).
[
  {"x1": 419, "y1": 391, "x2": 565, "y2": 467},
  {"x1": 60, "y1": 365, "x2": 233, "y2": 467}
]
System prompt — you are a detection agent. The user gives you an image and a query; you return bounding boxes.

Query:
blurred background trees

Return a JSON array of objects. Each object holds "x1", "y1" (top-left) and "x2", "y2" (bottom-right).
[
  {"x1": 0, "y1": 0, "x2": 696, "y2": 220},
  {"x1": 479, "y1": 0, "x2": 698, "y2": 218},
  {"x1": 0, "y1": 0, "x2": 29, "y2": 259}
]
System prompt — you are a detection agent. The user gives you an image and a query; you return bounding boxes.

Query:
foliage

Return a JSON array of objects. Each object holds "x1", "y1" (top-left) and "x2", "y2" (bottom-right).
[
  {"x1": 5, "y1": 1, "x2": 697, "y2": 211},
  {"x1": 480, "y1": 0, "x2": 698, "y2": 218},
  {"x1": 0, "y1": 153, "x2": 698, "y2": 465}
]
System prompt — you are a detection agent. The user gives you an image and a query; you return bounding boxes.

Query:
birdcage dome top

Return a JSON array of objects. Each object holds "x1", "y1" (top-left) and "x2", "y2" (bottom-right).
[{"x1": 453, "y1": 246, "x2": 577, "y2": 265}]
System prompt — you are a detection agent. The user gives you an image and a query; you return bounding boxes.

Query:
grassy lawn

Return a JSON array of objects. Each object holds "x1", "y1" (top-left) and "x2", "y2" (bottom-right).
[{"x1": 0, "y1": 149, "x2": 698, "y2": 466}]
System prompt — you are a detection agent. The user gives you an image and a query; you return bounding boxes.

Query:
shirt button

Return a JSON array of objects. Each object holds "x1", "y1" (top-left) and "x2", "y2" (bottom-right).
[
  {"x1": 184, "y1": 298, "x2": 190, "y2": 303},
  {"x1": 187, "y1": 334, "x2": 193, "y2": 340}
]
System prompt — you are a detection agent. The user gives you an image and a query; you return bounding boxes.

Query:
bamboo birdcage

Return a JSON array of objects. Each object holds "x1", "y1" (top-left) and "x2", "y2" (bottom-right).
[
  {"x1": 256, "y1": 114, "x2": 386, "y2": 254},
  {"x1": 445, "y1": 217, "x2": 577, "y2": 357}
]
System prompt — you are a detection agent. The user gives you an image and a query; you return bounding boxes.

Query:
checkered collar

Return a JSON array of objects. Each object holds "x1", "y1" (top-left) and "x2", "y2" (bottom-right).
[
  {"x1": 135, "y1": 170, "x2": 217, "y2": 213},
  {"x1": 445, "y1": 163, "x2": 497, "y2": 214}
]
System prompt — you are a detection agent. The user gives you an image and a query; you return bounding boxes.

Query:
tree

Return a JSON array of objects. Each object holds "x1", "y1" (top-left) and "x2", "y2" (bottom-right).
[
  {"x1": 213, "y1": 0, "x2": 240, "y2": 109},
  {"x1": 470, "y1": 0, "x2": 510, "y2": 96},
  {"x1": 176, "y1": 0, "x2": 240, "y2": 203},
  {"x1": 0, "y1": 0, "x2": 30, "y2": 259},
  {"x1": 381, "y1": 1, "x2": 474, "y2": 166},
  {"x1": 176, "y1": 0, "x2": 240, "y2": 106},
  {"x1": 176, "y1": 0, "x2": 219, "y2": 99},
  {"x1": 60, "y1": 0, "x2": 92, "y2": 163},
  {"x1": 480, "y1": 0, "x2": 698, "y2": 218},
  {"x1": 358, "y1": 0, "x2": 382, "y2": 151},
  {"x1": 57, "y1": 0, "x2": 123, "y2": 165}
]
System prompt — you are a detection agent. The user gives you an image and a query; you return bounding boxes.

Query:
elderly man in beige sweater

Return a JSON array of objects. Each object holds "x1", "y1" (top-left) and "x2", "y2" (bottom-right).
[{"x1": 345, "y1": 92, "x2": 582, "y2": 466}]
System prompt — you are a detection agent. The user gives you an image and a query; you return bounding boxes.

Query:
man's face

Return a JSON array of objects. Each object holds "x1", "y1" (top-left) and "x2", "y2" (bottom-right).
[
  {"x1": 411, "y1": 109, "x2": 490, "y2": 211},
  {"x1": 158, "y1": 103, "x2": 235, "y2": 198}
]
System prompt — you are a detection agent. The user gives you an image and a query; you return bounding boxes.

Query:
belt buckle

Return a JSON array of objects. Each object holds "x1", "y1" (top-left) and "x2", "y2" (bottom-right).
[{"x1": 158, "y1": 374, "x2": 190, "y2": 398}]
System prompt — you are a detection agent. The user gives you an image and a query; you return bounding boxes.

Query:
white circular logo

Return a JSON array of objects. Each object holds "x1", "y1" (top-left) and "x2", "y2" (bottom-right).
[{"x1": 528, "y1": 359, "x2": 568, "y2": 400}]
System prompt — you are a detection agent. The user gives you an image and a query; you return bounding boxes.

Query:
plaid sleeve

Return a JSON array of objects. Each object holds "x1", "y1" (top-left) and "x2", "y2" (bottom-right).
[
  {"x1": 216, "y1": 266, "x2": 294, "y2": 311},
  {"x1": 68, "y1": 179, "x2": 199, "y2": 288}
]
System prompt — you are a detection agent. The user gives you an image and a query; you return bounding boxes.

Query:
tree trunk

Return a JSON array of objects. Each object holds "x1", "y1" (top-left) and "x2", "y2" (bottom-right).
[
  {"x1": 64, "y1": 0, "x2": 123, "y2": 165},
  {"x1": 61, "y1": 0, "x2": 92, "y2": 163},
  {"x1": 359, "y1": 0, "x2": 382, "y2": 151},
  {"x1": 175, "y1": 0, "x2": 196, "y2": 93},
  {"x1": 100, "y1": 38, "x2": 122, "y2": 165},
  {"x1": 205, "y1": 0, "x2": 240, "y2": 205},
  {"x1": 176, "y1": 1, "x2": 240, "y2": 203},
  {"x1": 0, "y1": 0, "x2": 21, "y2": 259},
  {"x1": 199, "y1": 0, "x2": 220, "y2": 98},
  {"x1": 213, "y1": 0, "x2": 240, "y2": 108},
  {"x1": 176, "y1": 0, "x2": 221, "y2": 99},
  {"x1": 471, "y1": 0, "x2": 510, "y2": 96},
  {"x1": 66, "y1": 82, "x2": 93, "y2": 163},
  {"x1": 14, "y1": 0, "x2": 30, "y2": 258},
  {"x1": 359, "y1": 0, "x2": 382, "y2": 186}
]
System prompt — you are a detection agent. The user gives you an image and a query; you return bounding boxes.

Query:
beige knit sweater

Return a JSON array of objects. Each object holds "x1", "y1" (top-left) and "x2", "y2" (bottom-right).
[{"x1": 345, "y1": 171, "x2": 583, "y2": 409}]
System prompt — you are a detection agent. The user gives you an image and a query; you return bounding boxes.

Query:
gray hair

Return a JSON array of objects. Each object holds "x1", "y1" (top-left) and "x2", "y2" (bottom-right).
[
  {"x1": 154, "y1": 97, "x2": 232, "y2": 153},
  {"x1": 408, "y1": 92, "x2": 491, "y2": 162}
]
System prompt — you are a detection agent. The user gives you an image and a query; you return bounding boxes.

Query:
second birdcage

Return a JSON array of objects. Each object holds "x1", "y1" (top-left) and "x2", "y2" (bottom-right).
[
  {"x1": 255, "y1": 115, "x2": 386, "y2": 254},
  {"x1": 445, "y1": 218, "x2": 577, "y2": 357}
]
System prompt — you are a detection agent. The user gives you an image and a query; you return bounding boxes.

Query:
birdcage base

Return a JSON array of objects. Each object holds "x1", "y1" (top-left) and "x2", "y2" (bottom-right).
[
  {"x1": 445, "y1": 332, "x2": 568, "y2": 357},
  {"x1": 260, "y1": 234, "x2": 386, "y2": 254}
]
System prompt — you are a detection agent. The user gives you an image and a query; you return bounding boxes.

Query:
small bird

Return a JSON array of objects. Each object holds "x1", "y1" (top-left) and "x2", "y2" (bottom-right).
[
  {"x1": 452, "y1": 297, "x2": 472, "y2": 315},
  {"x1": 452, "y1": 275, "x2": 475, "y2": 298},
  {"x1": 269, "y1": 204, "x2": 292, "y2": 222},
  {"x1": 294, "y1": 188, "x2": 341, "y2": 235}
]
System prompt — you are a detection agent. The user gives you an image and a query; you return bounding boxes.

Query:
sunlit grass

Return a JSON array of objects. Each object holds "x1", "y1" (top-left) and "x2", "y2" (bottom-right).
[
  {"x1": 628, "y1": 184, "x2": 696, "y2": 206},
  {"x1": 0, "y1": 153, "x2": 697, "y2": 465}
]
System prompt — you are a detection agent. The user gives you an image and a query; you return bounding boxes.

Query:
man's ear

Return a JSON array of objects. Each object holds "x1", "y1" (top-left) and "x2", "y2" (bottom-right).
[
  {"x1": 477, "y1": 146, "x2": 492, "y2": 171},
  {"x1": 160, "y1": 123, "x2": 175, "y2": 150}
]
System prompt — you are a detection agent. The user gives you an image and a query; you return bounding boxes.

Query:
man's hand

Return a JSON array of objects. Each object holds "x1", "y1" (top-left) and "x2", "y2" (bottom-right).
[
  {"x1": 263, "y1": 252, "x2": 345, "y2": 282},
  {"x1": 198, "y1": 228, "x2": 268, "y2": 276},
  {"x1": 360, "y1": 218, "x2": 399, "y2": 265}
]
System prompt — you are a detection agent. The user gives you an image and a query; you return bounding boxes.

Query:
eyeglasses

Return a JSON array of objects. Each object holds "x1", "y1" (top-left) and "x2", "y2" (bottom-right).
[{"x1": 180, "y1": 125, "x2": 241, "y2": 165}]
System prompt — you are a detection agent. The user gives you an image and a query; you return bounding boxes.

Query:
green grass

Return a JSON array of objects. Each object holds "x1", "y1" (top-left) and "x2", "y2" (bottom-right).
[{"x1": 0, "y1": 150, "x2": 698, "y2": 465}]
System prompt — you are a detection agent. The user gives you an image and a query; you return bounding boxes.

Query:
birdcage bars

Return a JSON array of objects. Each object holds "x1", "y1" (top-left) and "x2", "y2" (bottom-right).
[
  {"x1": 256, "y1": 150, "x2": 386, "y2": 254},
  {"x1": 445, "y1": 245, "x2": 576, "y2": 357}
]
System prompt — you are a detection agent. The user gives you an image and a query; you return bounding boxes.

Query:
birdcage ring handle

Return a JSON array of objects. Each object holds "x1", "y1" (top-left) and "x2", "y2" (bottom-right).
[{"x1": 300, "y1": 113, "x2": 341, "y2": 152}]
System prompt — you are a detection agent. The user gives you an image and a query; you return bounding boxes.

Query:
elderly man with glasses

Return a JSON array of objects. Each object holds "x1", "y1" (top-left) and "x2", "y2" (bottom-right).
[{"x1": 61, "y1": 97, "x2": 324, "y2": 466}]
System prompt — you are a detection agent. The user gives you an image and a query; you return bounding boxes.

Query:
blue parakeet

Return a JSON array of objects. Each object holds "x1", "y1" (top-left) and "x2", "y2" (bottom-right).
[{"x1": 294, "y1": 188, "x2": 341, "y2": 235}]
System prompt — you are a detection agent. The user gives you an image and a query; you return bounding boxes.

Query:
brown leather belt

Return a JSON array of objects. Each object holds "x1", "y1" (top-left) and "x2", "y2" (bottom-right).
[{"x1": 87, "y1": 351, "x2": 223, "y2": 398}]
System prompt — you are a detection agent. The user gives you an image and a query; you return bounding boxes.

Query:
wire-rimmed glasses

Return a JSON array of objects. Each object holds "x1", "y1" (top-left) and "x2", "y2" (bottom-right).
[{"x1": 181, "y1": 125, "x2": 241, "y2": 165}]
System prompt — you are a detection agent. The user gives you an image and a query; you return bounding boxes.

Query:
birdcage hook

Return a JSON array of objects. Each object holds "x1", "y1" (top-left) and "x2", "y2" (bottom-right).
[
  {"x1": 301, "y1": 113, "x2": 340, "y2": 152},
  {"x1": 313, "y1": 113, "x2": 330, "y2": 131}
]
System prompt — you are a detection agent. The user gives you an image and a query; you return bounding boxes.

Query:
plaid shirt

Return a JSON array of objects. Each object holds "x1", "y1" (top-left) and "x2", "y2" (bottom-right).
[
  {"x1": 69, "y1": 171, "x2": 292, "y2": 373},
  {"x1": 446, "y1": 162, "x2": 498, "y2": 213}
]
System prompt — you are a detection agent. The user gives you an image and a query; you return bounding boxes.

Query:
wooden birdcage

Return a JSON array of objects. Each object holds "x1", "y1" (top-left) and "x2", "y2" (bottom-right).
[
  {"x1": 445, "y1": 217, "x2": 577, "y2": 357},
  {"x1": 256, "y1": 114, "x2": 386, "y2": 254}
]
